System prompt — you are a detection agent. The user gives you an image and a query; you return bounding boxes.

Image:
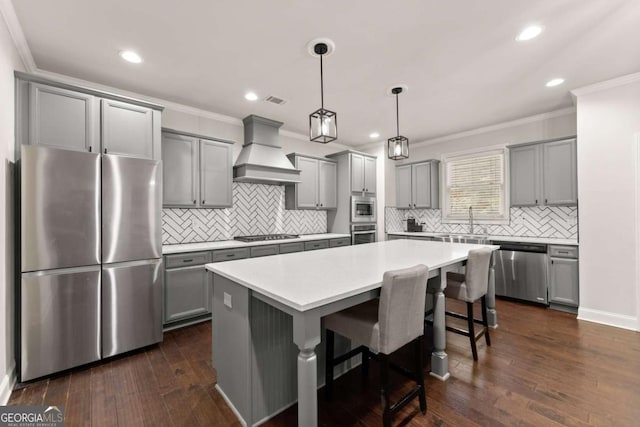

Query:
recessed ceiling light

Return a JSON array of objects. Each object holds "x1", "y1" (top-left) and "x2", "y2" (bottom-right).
[
  {"x1": 369, "y1": 132, "x2": 380, "y2": 139},
  {"x1": 546, "y1": 78, "x2": 565, "y2": 87},
  {"x1": 244, "y1": 92, "x2": 258, "y2": 101},
  {"x1": 516, "y1": 25, "x2": 543, "y2": 41},
  {"x1": 119, "y1": 50, "x2": 142, "y2": 64}
]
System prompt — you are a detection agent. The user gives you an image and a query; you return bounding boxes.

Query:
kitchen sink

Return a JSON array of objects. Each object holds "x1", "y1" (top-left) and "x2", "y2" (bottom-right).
[{"x1": 433, "y1": 234, "x2": 490, "y2": 244}]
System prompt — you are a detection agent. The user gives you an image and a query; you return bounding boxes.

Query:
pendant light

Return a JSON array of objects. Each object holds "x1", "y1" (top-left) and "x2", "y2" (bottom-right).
[
  {"x1": 388, "y1": 87, "x2": 409, "y2": 160},
  {"x1": 309, "y1": 42, "x2": 337, "y2": 143}
]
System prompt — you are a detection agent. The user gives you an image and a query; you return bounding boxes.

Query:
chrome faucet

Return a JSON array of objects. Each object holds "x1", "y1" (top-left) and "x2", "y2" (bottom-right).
[{"x1": 469, "y1": 206, "x2": 474, "y2": 235}]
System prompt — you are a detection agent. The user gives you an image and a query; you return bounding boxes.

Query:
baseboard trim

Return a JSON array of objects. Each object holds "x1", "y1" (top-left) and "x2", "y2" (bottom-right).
[
  {"x1": 214, "y1": 384, "x2": 247, "y2": 427},
  {"x1": 577, "y1": 307, "x2": 638, "y2": 331},
  {"x1": 0, "y1": 364, "x2": 16, "y2": 405}
]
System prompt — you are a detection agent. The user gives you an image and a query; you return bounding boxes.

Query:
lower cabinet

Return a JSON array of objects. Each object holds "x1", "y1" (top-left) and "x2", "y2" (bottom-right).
[
  {"x1": 164, "y1": 264, "x2": 211, "y2": 324},
  {"x1": 548, "y1": 245, "x2": 579, "y2": 312},
  {"x1": 387, "y1": 234, "x2": 408, "y2": 240}
]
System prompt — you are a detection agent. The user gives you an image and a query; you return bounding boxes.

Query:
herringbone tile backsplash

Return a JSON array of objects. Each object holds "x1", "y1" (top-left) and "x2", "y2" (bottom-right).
[
  {"x1": 162, "y1": 183, "x2": 327, "y2": 244},
  {"x1": 385, "y1": 206, "x2": 578, "y2": 239}
]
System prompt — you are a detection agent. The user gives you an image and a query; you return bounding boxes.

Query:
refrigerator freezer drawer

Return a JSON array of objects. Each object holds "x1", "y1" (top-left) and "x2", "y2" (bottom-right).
[
  {"x1": 21, "y1": 266, "x2": 101, "y2": 381},
  {"x1": 102, "y1": 154, "x2": 162, "y2": 264},
  {"x1": 21, "y1": 145, "x2": 101, "y2": 272},
  {"x1": 102, "y1": 259, "x2": 163, "y2": 358}
]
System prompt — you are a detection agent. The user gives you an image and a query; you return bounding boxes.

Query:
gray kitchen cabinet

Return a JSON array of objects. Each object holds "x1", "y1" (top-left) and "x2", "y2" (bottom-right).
[
  {"x1": 387, "y1": 234, "x2": 408, "y2": 240},
  {"x1": 28, "y1": 83, "x2": 98, "y2": 152},
  {"x1": 162, "y1": 132, "x2": 198, "y2": 207},
  {"x1": 280, "y1": 242, "x2": 305, "y2": 254},
  {"x1": 304, "y1": 240, "x2": 329, "y2": 251},
  {"x1": 164, "y1": 251, "x2": 212, "y2": 326},
  {"x1": 350, "y1": 153, "x2": 376, "y2": 194},
  {"x1": 285, "y1": 154, "x2": 337, "y2": 210},
  {"x1": 200, "y1": 139, "x2": 233, "y2": 208},
  {"x1": 510, "y1": 144, "x2": 541, "y2": 206},
  {"x1": 162, "y1": 129, "x2": 233, "y2": 209},
  {"x1": 549, "y1": 257, "x2": 579, "y2": 308},
  {"x1": 509, "y1": 137, "x2": 577, "y2": 207},
  {"x1": 395, "y1": 160, "x2": 440, "y2": 209},
  {"x1": 543, "y1": 139, "x2": 577, "y2": 206},
  {"x1": 250, "y1": 245, "x2": 279, "y2": 258},
  {"x1": 101, "y1": 99, "x2": 155, "y2": 159},
  {"x1": 329, "y1": 237, "x2": 351, "y2": 247}
]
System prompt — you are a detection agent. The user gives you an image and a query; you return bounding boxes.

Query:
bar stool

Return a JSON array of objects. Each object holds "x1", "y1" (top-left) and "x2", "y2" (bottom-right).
[
  {"x1": 443, "y1": 247, "x2": 492, "y2": 361},
  {"x1": 324, "y1": 264, "x2": 429, "y2": 427}
]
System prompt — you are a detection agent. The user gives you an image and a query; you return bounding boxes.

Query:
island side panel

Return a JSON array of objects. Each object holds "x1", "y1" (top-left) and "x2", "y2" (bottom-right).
[
  {"x1": 212, "y1": 273, "x2": 252, "y2": 424},
  {"x1": 250, "y1": 297, "x2": 353, "y2": 425}
]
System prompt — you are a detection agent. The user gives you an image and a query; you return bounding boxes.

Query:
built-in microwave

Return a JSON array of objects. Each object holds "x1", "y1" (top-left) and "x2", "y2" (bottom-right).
[{"x1": 351, "y1": 196, "x2": 376, "y2": 223}]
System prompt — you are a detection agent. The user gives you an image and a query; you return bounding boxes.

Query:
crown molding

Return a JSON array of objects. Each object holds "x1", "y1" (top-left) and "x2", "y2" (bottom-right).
[
  {"x1": 571, "y1": 72, "x2": 640, "y2": 98},
  {"x1": 0, "y1": 0, "x2": 36, "y2": 71}
]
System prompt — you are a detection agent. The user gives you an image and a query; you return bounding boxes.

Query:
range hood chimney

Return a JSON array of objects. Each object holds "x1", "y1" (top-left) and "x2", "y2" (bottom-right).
[{"x1": 233, "y1": 115, "x2": 301, "y2": 185}]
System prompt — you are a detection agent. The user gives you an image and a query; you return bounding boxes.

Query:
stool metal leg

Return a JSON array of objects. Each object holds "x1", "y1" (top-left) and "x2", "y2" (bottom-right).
[
  {"x1": 467, "y1": 302, "x2": 478, "y2": 361},
  {"x1": 481, "y1": 295, "x2": 491, "y2": 346},
  {"x1": 325, "y1": 329, "x2": 335, "y2": 400}
]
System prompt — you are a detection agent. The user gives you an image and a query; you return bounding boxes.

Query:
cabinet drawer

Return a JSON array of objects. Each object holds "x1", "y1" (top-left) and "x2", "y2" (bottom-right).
[
  {"x1": 280, "y1": 242, "x2": 304, "y2": 254},
  {"x1": 165, "y1": 251, "x2": 211, "y2": 268},
  {"x1": 212, "y1": 248, "x2": 250, "y2": 262},
  {"x1": 387, "y1": 234, "x2": 407, "y2": 240},
  {"x1": 329, "y1": 237, "x2": 350, "y2": 248},
  {"x1": 304, "y1": 240, "x2": 329, "y2": 251},
  {"x1": 251, "y1": 245, "x2": 280, "y2": 258},
  {"x1": 549, "y1": 246, "x2": 578, "y2": 259}
]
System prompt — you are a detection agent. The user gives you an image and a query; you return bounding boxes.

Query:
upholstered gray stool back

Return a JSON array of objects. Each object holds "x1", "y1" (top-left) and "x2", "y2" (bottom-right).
[
  {"x1": 463, "y1": 248, "x2": 493, "y2": 302},
  {"x1": 378, "y1": 264, "x2": 429, "y2": 355}
]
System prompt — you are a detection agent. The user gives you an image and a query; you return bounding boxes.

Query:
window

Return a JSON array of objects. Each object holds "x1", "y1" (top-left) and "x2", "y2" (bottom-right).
[{"x1": 442, "y1": 149, "x2": 508, "y2": 223}]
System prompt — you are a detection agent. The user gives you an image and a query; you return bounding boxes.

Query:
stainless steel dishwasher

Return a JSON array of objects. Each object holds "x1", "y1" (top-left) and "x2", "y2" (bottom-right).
[{"x1": 494, "y1": 241, "x2": 548, "y2": 304}]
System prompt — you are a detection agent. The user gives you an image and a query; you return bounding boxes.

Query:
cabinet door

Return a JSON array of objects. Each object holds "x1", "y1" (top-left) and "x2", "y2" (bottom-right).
[
  {"x1": 200, "y1": 139, "x2": 232, "y2": 208},
  {"x1": 395, "y1": 164, "x2": 412, "y2": 208},
  {"x1": 413, "y1": 162, "x2": 433, "y2": 208},
  {"x1": 543, "y1": 139, "x2": 577, "y2": 206},
  {"x1": 162, "y1": 133, "x2": 198, "y2": 207},
  {"x1": 318, "y1": 160, "x2": 337, "y2": 209},
  {"x1": 549, "y1": 258, "x2": 579, "y2": 307},
  {"x1": 164, "y1": 265, "x2": 210, "y2": 323},
  {"x1": 102, "y1": 99, "x2": 154, "y2": 158},
  {"x1": 297, "y1": 157, "x2": 319, "y2": 208},
  {"x1": 364, "y1": 156, "x2": 377, "y2": 194},
  {"x1": 510, "y1": 144, "x2": 541, "y2": 206},
  {"x1": 28, "y1": 83, "x2": 97, "y2": 152},
  {"x1": 351, "y1": 154, "x2": 365, "y2": 192}
]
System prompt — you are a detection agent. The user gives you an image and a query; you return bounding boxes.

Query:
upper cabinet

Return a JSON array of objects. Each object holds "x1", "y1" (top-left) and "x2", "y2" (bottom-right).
[
  {"x1": 350, "y1": 153, "x2": 376, "y2": 195},
  {"x1": 28, "y1": 83, "x2": 98, "y2": 153},
  {"x1": 17, "y1": 74, "x2": 162, "y2": 160},
  {"x1": 102, "y1": 99, "x2": 157, "y2": 159},
  {"x1": 162, "y1": 129, "x2": 233, "y2": 209},
  {"x1": 285, "y1": 154, "x2": 337, "y2": 210},
  {"x1": 395, "y1": 160, "x2": 440, "y2": 209},
  {"x1": 510, "y1": 138, "x2": 577, "y2": 207}
]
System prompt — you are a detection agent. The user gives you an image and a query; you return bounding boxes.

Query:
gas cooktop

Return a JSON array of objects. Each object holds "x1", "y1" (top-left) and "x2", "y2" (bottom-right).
[{"x1": 234, "y1": 234, "x2": 300, "y2": 242}]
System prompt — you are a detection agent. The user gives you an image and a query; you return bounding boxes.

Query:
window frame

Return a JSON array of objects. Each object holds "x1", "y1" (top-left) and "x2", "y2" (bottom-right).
[{"x1": 441, "y1": 148, "x2": 510, "y2": 225}]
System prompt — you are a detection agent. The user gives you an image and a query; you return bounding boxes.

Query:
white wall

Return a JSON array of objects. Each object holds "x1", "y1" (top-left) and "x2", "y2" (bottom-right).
[
  {"x1": 573, "y1": 75, "x2": 640, "y2": 330},
  {"x1": 366, "y1": 110, "x2": 577, "y2": 207},
  {"x1": 0, "y1": 9, "x2": 25, "y2": 404}
]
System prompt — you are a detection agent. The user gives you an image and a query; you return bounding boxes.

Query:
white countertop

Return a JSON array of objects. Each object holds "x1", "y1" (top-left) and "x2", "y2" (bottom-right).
[
  {"x1": 206, "y1": 240, "x2": 499, "y2": 312},
  {"x1": 163, "y1": 233, "x2": 351, "y2": 254},
  {"x1": 386, "y1": 231, "x2": 578, "y2": 246}
]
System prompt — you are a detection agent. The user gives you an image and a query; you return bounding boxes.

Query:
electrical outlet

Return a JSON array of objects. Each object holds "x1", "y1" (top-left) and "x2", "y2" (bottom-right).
[{"x1": 224, "y1": 292, "x2": 232, "y2": 309}]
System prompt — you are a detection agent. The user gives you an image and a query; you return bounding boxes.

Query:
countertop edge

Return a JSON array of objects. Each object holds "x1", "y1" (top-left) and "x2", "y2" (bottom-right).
[{"x1": 386, "y1": 231, "x2": 578, "y2": 246}]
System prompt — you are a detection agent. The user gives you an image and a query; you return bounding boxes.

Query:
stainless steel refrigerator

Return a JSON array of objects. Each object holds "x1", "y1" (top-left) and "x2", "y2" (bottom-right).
[{"x1": 19, "y1": 145, "x2": 163, "y2": 381}]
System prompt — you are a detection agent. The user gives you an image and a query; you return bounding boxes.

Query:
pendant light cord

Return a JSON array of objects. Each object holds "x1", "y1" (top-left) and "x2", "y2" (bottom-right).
[
  {"x1": 395, "y1": 93, "x2": 400, "y2": 136},
  {"x1": 320, "y1": 54, "x2": 324, "y2": 109}
]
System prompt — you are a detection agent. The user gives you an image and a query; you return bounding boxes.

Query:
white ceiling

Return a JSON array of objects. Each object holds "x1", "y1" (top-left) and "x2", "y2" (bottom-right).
[{"x1": 11, "y1": 0, "x2": 640, "y2": 146}]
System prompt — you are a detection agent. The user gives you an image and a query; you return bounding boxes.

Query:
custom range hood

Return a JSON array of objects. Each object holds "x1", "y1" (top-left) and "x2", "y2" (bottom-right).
[{"x1": 233, "y1": 115, "x2": 301, "y2": 184}]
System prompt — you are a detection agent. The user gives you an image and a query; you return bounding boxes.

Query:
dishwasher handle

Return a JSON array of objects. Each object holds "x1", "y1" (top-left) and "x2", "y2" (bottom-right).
[{"x1": 495, "y1": 242, "x2": 547, "y2": 253}]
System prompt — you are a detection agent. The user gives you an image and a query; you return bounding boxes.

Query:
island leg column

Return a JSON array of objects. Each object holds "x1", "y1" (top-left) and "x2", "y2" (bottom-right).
[
  {"x1": 487, "y1": 253, "x2": 498, "y2": 328},
  {"x1": 430, "y1": 265, "x2": 452, "y2": 381},
  {"x1": 293, "y1": 311, "x2": 322, "y2": 427}
]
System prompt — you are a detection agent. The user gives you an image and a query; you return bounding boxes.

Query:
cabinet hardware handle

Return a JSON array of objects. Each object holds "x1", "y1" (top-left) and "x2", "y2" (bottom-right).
[
  {"x1": 545, "y1": 199, "x2": 548, "y2": 204},
  {"x1": 202, "y1": 200, "x2": 205, "y2": 204},
  {"x1": 559, "y1": 251, "x2": 569, "y2": 254},
  {"x1": 535, "y1": 199, "x2": 538, "y2": 204},
  {"x1": 183, "y1": 259, "x2": 193, "y2": 263},
  {"x1": 104, "y1": 148, "x2": 107, "y2": 154},
  {"x1": 320, "y1": 203, "x2": 323, "y2": 207},
  {"x1": 226, "y1": 254, "x2": 234, "y2": 257},
  {"x1": 551, "y1": 260, "x2": 554, "y2": 264},
  {"x1": 193, "y1": 200, "x2": 196, "y2": 205},
  {"x1": 88, "y1": 146, "x2": 92, "y2": 152}
]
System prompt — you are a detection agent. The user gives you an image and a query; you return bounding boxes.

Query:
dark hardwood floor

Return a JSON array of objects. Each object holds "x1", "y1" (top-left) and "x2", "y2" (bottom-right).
[{"x1": 8, "y1": 299, "x2": 640, "y2": 426}]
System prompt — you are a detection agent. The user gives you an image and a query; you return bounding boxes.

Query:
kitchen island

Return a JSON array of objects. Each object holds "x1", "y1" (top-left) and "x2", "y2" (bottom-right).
[{"x1": 206, "y1": 239, "x2": 499, "y2": 427}]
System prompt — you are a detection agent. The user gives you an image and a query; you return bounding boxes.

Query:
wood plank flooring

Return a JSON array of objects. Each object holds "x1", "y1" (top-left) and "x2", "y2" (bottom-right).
[{"x1": 8, "y1": 299, "x2": 640, "y2": 426}]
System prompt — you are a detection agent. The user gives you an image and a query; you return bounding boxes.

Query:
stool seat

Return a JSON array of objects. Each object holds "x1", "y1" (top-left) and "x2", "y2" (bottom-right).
[{"x1": 324, "y1": 298, "x2": 381, "y2": 353}]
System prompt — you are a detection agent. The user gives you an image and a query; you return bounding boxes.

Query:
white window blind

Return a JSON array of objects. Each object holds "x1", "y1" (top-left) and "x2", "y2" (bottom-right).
[{"x1": 443, "y1": 150, "x2": 507, "y2": 222}]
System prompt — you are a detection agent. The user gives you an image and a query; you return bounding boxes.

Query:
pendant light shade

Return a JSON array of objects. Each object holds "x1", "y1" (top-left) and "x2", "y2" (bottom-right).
[
  {"x1": 388, "y1": 87, "x2": 409, "y2": 160},
  {"x1": 309, "y1": 43, "x2": 337, "y2": 143}
]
